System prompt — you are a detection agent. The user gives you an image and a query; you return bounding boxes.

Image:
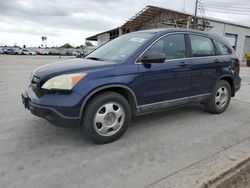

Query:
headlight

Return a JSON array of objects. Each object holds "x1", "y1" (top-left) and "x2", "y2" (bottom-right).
[{"x1": 41, "y1": 73, "x2": 87, "y2": 90}]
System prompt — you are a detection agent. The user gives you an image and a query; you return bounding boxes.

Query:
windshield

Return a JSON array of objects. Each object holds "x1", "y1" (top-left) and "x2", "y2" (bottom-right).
[{"x1": 85, "y1": 32, "x2": 154, "y2": 62}]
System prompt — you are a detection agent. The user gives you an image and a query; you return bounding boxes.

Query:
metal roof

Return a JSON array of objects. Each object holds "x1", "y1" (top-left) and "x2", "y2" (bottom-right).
[
  {"x1": 86, "y1": 5, "x2": 250, "y2": 41},
  {"x1": 86, "y1": 5, "x2": 192, "y2": 41},
  {"x1": 86, "y1": 27, "x2": 119, "y2": 41},
  {"x1": 121, "y1": 5, "x2": 192, "y2": 29}
]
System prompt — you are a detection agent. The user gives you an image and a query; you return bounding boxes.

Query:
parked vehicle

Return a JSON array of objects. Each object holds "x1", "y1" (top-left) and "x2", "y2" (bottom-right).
[
  {"x1": 19, "y1": 49, "x2": 36, "y2": 55},
  {"x1": 48, "y1": 49, "x2": 60, "y2": 56},
  {"x1": 5, "y1": 48, "x2": 17, "y2": 55},
  {"x1": 0, "y1": 48, "x2": 3, "y2": 54},
  {"x1": 245, "y1": 52, "x2": 250, "y2": 67},
  {"x1": 35, "y1": 49, "x2": 49, "y2": 55},
  {"x1": 65, "y1": 49, "x2": 74, "y2": 56},
  {"x1": 22, "y1": 28, "x2": 241, "y2": 144},
  {"x1": 84, "y1": 46, "x2": 97, "y2": 55},
  {"x1": 74, "y1": 49, "x2": 85, "y2": 58}
]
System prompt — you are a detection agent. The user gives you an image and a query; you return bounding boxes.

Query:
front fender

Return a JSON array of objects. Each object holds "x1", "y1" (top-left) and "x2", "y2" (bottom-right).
[{"x1": 78, "y1": 82, "x2": 139, "y2": 119}]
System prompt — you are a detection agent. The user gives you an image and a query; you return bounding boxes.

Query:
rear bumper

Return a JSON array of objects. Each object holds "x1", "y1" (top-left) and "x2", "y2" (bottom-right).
[
  {"x1": 235, "y1": 76, "x2": 241, "y2": 94},
  {"x1": 22, "y1": 92, "x2": 80, "y2": 129}
]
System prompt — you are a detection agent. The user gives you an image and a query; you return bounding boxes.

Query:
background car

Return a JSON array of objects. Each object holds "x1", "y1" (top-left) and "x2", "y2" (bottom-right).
[
  {"x1": 73, "y1": 49, "x2": 85, "y2": 58},
  {"x1": 48, "y1": 49, "x2": 59, "y2": 55},
  {"x1": 36, "y1": 49, "x2": 50, "y2": 55},
  {"x1": 19, "y1": 49, "x2": 36, "y2": 55},
  {"x1": 5, "y1": 48, "x2": 17, "y2": 55}
]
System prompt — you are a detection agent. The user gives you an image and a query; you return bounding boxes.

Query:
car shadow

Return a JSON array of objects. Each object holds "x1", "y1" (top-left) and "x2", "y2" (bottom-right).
[
  {"x1": 132, "y1": 104, "x2": 206, "y2": 127},
  {"x1": 23, "y1": 104, "x2": 207, "y2": 148}
]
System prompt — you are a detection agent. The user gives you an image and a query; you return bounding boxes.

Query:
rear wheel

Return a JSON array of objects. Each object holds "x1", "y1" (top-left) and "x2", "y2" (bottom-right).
[
  {"x1": 205, "y1": 80, "x2": 231, "y2": 114},
  {"x1": 82, "y1": 92, "x2": 131, "y2": 144}
]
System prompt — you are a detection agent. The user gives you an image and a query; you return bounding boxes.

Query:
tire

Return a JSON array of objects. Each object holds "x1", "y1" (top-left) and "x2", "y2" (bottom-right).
[
  {"x1": 82, "y1": 92, "x2": 131, "y2": 144},
  {"x1": 205, "y1": 80, "x2": 231, "y2": 114}
]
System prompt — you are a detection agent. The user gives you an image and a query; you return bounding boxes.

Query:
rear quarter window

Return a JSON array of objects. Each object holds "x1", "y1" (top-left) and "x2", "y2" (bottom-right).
[
  {"x1": 217, "y1": 42, "x2": 232, "y2": 55},
  {"x1": 189, "y1": 35, "x2": 216, "y2": 57}
]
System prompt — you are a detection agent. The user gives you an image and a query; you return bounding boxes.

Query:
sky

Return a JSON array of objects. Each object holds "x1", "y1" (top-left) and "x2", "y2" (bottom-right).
[{"x1": 0, "y1": 0, "x2": 249, "y2": 47}]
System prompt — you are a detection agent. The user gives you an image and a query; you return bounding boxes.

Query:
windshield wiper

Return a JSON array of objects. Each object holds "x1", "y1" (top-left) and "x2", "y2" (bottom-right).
[{"x1": 86, "y1": 57, "x2": 103, "y2": 61}]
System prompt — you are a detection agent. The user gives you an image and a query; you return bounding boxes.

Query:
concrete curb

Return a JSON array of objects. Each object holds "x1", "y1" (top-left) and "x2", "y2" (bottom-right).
[
  {"x1": 146, "y1": 138, "x2": 250, "y2": 188},
  {"x1": 205, "y1": 157, "x2": 250, "y2": 188}
]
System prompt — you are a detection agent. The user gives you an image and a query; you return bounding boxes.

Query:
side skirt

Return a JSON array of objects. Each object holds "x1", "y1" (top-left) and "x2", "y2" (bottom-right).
[{"x1": 137, "y1": 93, "x2": 211, "y2": 115}]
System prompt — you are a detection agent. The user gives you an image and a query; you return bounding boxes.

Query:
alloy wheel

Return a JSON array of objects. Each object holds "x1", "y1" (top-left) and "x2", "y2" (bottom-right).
[
  {"x1": 94, "y1": 102, "x2": 125, "y2": 136},
  {"x1": 215, "y1": 86, "x2": 229, "y2": 109}
]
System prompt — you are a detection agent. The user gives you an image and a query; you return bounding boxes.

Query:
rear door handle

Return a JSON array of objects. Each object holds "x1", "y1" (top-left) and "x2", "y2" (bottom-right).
[
  {"x1": 178, "y1": 62, "x2": 189, "y2": 67},
  {"x1": 214, "y1": 59, "x2": 220, "y2": 64}
]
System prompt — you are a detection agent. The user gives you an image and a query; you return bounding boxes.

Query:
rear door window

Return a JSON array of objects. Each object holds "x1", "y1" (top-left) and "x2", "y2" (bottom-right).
[
  {"x1": 217, "y1": 42, "x2": 232, "y2": 55},
  {"x1": 189, "y1": 35, "x2": 215, "y2": 57}
]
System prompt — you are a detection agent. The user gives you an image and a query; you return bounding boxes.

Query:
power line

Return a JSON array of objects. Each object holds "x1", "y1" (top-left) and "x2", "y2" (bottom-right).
[
  {"x1": 204, "y1": 2, "x2": 250, "y2": 7},
  {"x1": 199, "y1": 0, "x2": 206, "y2": 18},
  {"x1": 203, "y1": 4, "x2": 250, "y2": 11},
  {"x1": 204, "y1": 8, "x2": 250, "y2": 15},
  {"x1": 205, "y1": 0, "x2": 250, "y2": 5},
  {"x1": 199, "y1": 0, "x2": 250, "y2": 16},
  {"x1": 203, "y1": 6, "x2": 250, "y2": 14}
]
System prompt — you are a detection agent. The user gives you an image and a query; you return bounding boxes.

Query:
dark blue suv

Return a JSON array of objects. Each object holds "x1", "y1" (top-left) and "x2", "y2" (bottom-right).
[{"x1": 22, "y1": 28, "x2": 241, "y2": 144}]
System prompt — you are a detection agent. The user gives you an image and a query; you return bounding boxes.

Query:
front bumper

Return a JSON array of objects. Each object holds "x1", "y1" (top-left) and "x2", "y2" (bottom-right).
[{"x1": 22, "y1": 92, "x2": 81, "y2": 129}]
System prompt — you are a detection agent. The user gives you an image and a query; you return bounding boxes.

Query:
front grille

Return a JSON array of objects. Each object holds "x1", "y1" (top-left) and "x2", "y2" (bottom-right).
[
  {"x1": 31, "y1": 84, "x2": 45, "y2": 97},
  {"x1": 30, "y1": 74, "x2": 46, "y2": 97},
  {"x1": 31, "y1": 74, "x2": 40, "y2": 85}
]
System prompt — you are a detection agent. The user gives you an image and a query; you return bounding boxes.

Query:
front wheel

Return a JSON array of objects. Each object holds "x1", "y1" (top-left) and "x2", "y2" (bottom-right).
[
  {"x1": 82, "y1": 92, "x2": 131, "y2": 144},
  {"x1": 205, "y1": 80, "x2": 231, "y2": 114}
]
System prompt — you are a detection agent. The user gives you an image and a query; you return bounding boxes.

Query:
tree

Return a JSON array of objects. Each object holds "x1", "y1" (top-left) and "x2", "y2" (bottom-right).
[
  {"x1": 85, "y1": 41, "x2": 93, "y2": 46},
  {"x1": 60, "y1": 43, "x2": 74, "y2": 48},
  {"x1": 41, "y1": 36, "x2": 47, "y2": 48},
  {"x1": 76, "y1": 45, "x2": 84, "y2": 49}
]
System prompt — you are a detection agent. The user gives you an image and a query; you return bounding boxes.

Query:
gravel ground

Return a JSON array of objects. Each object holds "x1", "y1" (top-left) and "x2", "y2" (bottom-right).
[{"x1": 0, "y1": 55, "x2": 250, "y2": 188}]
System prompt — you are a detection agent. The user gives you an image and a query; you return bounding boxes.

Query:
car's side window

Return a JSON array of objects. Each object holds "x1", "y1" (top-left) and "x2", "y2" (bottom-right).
[
  {"x1": 189, "y1": 35, "x2": 215, "y2": 57},
  {"x1": 144, "y1": 34, "x2": 186, "y2": 60},
  {"x1": 217, "y1": 42, "x2": 232, "y2": 55},
  {"x1": 146, "y1": 39, "x2": 164, "y2": 55}
]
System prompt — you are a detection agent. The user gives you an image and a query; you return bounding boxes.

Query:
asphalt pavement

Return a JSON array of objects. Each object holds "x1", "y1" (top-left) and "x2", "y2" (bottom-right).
[{"x1": 0, "y1": 55, "x2": 250, "y2": 188}]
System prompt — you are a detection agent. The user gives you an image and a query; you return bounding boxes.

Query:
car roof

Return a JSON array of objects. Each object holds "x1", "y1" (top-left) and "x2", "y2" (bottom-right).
[{"x1": 134, "y1": 28, "x2": 228, "y2": 45}]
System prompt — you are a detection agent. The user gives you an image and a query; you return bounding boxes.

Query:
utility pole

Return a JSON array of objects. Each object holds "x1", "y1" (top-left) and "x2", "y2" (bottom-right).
[
  {"x1": 183, "y1": 0, "x2": 186, "y2": 12},
  {"x1": 194, "y1": 0, "x2": 199, "y2": 29}
]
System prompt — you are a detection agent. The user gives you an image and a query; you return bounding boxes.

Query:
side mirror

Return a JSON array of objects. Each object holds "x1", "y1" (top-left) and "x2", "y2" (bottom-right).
[{"x1": 140, "y1": 53, "x2": 166, "y2": 64}]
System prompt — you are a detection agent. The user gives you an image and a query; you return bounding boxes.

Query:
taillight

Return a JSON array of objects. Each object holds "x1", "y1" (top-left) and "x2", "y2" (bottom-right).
[{"x1": 235, "y1": 58, "x2": 240, "y2": 71}]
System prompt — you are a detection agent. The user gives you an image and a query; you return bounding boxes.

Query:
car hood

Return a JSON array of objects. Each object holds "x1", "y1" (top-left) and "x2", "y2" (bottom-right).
[{"x1": 33, "y1": 58, "x2": 115, "y2": 80}]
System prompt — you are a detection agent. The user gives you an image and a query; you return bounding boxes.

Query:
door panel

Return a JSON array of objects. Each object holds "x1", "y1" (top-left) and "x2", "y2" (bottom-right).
[
  {"x1": 188, "y1": 34, "x2": 218, "y2": 96},
  {"x1": 138, "y1": 59, "x2": 192, "y2": 105},
  {"x1": 190, "y1": 57, "x2": 217, "y2": 95},
  {"x1": 137, "y1": 33, "x2": 192, "y2": 106}
]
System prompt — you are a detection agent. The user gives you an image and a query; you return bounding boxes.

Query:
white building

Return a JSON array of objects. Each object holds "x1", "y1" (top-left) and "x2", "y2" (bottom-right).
[{"x1": 86, "y1": 5, "x2": 250, "y2": 61}]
